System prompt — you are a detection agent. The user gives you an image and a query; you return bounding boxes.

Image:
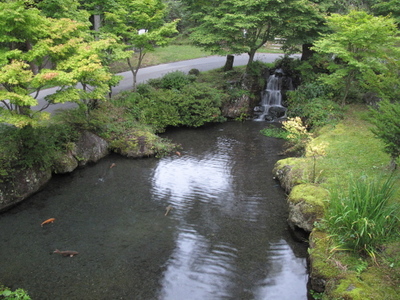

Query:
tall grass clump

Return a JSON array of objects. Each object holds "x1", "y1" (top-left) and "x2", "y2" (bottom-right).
[{"x1": 324, "y1": 175, "x2": 400, "y2": 259}]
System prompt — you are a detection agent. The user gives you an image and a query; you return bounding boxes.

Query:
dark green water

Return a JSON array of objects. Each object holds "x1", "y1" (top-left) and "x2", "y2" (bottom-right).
[{"x1": 0, "y1": 121, "x2": 308, "y2": 300}]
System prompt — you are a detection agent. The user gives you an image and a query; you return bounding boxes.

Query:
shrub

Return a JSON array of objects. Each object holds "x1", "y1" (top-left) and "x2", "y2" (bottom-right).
[
  {"x1": 0, "y1": 286, "x2": 31, "y2": 299},
  {"x1": 286, "y1": 83, "x2": 343, "y2": 129},
  {"x1": 157, "y1": 71, "x2": 196, "y2": 90},
  {"x1": 0, "y1": 122, "x2": 79, "y2": 179},
  {"x1": 188, "y1": 68, "x2": 200, "y2": 76},
  {"x1": 324, "y1": 175, "x2": 400, "y2": 259},
  {"x1": 282, "y1": 117, "x2": 313, "y2": 155},
  {"x1": 177, "y1": 82, "x2": 226, "y2": 127},
  {"x1": 369, "y1": 99, "x2": 400, "y2": 170}
]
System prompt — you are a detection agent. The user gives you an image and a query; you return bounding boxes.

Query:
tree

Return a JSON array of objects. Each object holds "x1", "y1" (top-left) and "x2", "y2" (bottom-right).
[
  {"x1": 185, "y1": 0, "x2": 328, "y2": 68},
  {"x1": 369, "y1": 100, "x2": 400, "y2": 170},
  {"x1": 187, "y1": 0, "x2": 287, "y2": 68},
  {"x1": 279, "y1": 0, "x2": 328, "y2": 61},
  {"x1": 0, "y1": 0, "x2": 117, "y2": 126},
  {"x1": 312, "y1": 10, "x2": 400, "y2": 105},
  {"x1": 35, "y1": 0, "x2": 91, "y2": 24},
  {"x1": 372, "y1": 0, "x2": 400, "y2": 26},
  {"x1": 102, "y1": 0, "x2": 179, "y2": 91}
]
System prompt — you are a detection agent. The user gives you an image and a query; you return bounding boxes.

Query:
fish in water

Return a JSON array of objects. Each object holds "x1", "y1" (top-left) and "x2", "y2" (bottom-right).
[
  {"x1": 110, "y1": 163, "x2": 116, "y2": 168},
  {"x1": 165, "y1": 205, "x2": 173, "y2": 216},
  {"x1": 53, "y1": 249, "x2": 79, "y2": 257},
  {"x1": 41, "y1": 218, "x2": 56, "y2": 227},
  {"x1": 175, "y1": 151, "x2": 181, "y2": 156}
]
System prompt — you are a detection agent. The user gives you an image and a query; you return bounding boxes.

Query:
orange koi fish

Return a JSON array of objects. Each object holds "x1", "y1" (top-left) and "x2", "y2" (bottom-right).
[
  {"x1": 41, "y1": 218, "x2": 56, "y2": 227},
  {"x1": 110, "y1": 163, "x2": 116, "y2": 168},
  {"x1": 53, "y1": 249, "x2": 79, "y2": 257}
]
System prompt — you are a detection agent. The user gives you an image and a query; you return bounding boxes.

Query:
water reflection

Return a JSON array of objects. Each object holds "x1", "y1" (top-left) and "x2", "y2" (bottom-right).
[
  {"x1": 152, "y1": 123, "x2": 308, "y2": 299},
  {"x1": 0, "y1": 122, "x2": 308, "y2": 299},
  {"x1": 254, "y1": 240, "x2": 308, "y2": 300}
]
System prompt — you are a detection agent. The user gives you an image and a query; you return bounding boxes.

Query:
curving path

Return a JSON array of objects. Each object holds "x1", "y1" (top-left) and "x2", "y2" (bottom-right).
[{"x1": 32, "y1": 53, "x2": 297, "y2": 113}]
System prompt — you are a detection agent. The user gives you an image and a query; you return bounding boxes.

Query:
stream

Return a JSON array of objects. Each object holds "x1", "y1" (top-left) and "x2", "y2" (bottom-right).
[{"x1": 0, "y1": 121, "x2": 308, "y2": 300}]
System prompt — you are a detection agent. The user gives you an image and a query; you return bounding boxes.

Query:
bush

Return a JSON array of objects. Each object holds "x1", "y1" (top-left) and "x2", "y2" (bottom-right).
[
  {"x1": 0, "y1": 122, "x2": 79, "y2": 180},
  {"x1": 114, "y1": 81, "x2": 226, "y2": 132},
  {"x1": 369, "y1": 99, "x2": 400, "y2": 170},
  {"x1": 0, "y1": 286, "x2": 31, "y2": 299},
  {"x1": 324, "y1": 175, "x2": 400, "y2": 259},
  {"x1": 149, "y1": 71, "x2": 196, "y2": 90},
  {"x1": 286, "y1": 83, "x2": 343, "y2": 129},
  {"x1": 282, "y1": 117, "x2": 313, "y2": 155},
  {"x1": 177, "y1": 82, "x2": 226, "y2": 127}
]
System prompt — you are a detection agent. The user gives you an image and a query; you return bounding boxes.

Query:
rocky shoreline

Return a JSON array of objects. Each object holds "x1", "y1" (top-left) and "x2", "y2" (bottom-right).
[
  {"x1": 273, "y1": 157, "x2": 329, "y2": 293},
  {"x1": 0, "y1": 130, "x2": 164, "y2": 213}
]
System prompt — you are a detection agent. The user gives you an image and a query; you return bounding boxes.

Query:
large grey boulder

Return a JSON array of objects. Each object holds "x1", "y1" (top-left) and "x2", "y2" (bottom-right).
[
  {"x1": 0, "y1": 166, "x2": 52, "y2": 212},
  {"x1": 73, "y1": 131, "x2": 109, "y2": 166}
]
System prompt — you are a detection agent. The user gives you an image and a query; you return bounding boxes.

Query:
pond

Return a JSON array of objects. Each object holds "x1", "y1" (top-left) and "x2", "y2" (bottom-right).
[{"x1": 0, "y1": 121, "x2": 308, "y2": 300}]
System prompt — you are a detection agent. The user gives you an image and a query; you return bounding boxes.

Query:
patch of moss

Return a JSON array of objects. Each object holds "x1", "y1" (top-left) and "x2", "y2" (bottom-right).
[
  {"x1": 309, "y1": 230, "x2": 341, "y2": 283},
  {"x1": 273, "y1": 157, "x2": 311, "y2": 192},
  {"x1": 289, "y1": 184, "x2": 328, "y2": 207}
]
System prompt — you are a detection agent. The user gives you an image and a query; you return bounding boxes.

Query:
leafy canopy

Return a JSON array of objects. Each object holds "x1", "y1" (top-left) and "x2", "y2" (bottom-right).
[
  {"x1": 312, "y1": 10, "x2": 400, "y2": 105},
  {"x1": 0, "y1": 0, "x2": 117, "y2": 127}
]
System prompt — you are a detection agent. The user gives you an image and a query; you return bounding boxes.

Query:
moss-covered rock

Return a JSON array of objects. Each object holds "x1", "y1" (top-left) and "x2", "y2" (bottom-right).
[
  {"x1": 287, "y1": 183, "x2": 328, "y2": 232},
  {"x1": 273, "y1": 157, "x2": 309, "y2": 193},
  {"x1": 308, "y1": 230, "x2": 341, "y2": 293}
]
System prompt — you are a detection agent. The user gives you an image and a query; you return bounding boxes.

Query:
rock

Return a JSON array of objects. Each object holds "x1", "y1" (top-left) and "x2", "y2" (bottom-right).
[
  {"x1": 52, "y1": 151, "x2": 79, "y2": 174},
  {"x1": 266, "y1": 106, "x2": 286, "y2": 121},
  {"x1": 113, "y1": 135, "x2": 156, "y2": 158},
  {"x1": 73, "y1": 131, "x2": 109, "y2": 166},
  {"x1": 287, "y1": 184, "x2": 328, "y2": 232},
  {"x1": 0, "y1": 166, "x2": 52, "y2": 212},
  {"x1": 272, "y1": 158, "x2": 306, "y2": 193}
]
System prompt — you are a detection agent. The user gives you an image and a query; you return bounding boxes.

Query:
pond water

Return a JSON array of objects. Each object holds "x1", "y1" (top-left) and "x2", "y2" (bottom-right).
[{"x1": 0, "y1": 121, "x2": 309, "y2": 300}]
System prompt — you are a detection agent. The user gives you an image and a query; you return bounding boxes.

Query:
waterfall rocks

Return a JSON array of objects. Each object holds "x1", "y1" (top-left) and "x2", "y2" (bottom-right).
[{"x1": 254, "y1": 68, "x2": 294, "y2": 121}]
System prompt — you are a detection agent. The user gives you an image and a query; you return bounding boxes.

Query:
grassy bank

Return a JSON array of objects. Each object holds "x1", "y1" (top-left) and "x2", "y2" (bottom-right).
[{"x1": 275, "y1": 104, "x2": 400, "y2": 299}]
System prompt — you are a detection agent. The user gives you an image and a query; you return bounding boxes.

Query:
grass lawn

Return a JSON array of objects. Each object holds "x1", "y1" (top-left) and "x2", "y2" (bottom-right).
[{"x1": 291, "y1": 104, "x2": 400, "y2": 299}]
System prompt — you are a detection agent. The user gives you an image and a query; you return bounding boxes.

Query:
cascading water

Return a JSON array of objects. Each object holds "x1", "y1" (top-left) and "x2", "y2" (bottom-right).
[{"x1": 254, "y1": 69, "x2": 291, "y2": 121}]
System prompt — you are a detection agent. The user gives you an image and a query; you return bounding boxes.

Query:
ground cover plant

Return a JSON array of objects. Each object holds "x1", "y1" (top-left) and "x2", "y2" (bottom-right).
[
  {"x1": 273, "y1": 105, "x2": 400, "y2": 299},
  {"x1": 324, "y1": 175, "x2": 400, "y2": 260}
]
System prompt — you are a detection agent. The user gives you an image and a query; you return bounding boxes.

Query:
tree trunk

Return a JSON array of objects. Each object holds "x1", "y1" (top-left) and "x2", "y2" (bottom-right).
[
  {"x1": 301, "y1": 44, "x2": 315, "y2": 61},
  {"x1": 246, "y1": 50, "x2": 256, "y2": 71},
  {"x1": 93, "y1": 15, "x2": 101, "y2": 32},
  {"x1": 223, "y1": 55, "x2": 234, "y2": 71}
]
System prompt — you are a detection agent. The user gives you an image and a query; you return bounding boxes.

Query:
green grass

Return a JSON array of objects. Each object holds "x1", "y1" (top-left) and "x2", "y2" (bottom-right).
[
  {"x1": 309, "y1": 105, "x2": 395, "y2": 189},
  {"x1": 260, "y1": 125, "x2": 289, "y2": 139},
  {"x1": 297, "y1": 104, "x2": 400, "y2": 299}
]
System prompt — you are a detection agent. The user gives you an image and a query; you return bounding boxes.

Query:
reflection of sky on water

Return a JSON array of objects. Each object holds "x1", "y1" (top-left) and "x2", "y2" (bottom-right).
[
  {"x1": 254, "y1": 240, "x2": 308, "y2": 300},
  {"x1": 152, "y1": 154, "x2": 232, "y2": 203},
  {"x1": 151, "y1": 133, "x2": 308, "y2": 299},
  {"x1": 158, "y1": 228, "x2": 308, "y2": 300},
  {"x1": 158, "y1": 227, "x2": 238, "y2": 300}
]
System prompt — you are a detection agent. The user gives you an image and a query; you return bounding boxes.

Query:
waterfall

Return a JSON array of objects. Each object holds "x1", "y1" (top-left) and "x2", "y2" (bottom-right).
[{"x1": 254, "y1": 69, "x2": 291, "y2": 121}]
